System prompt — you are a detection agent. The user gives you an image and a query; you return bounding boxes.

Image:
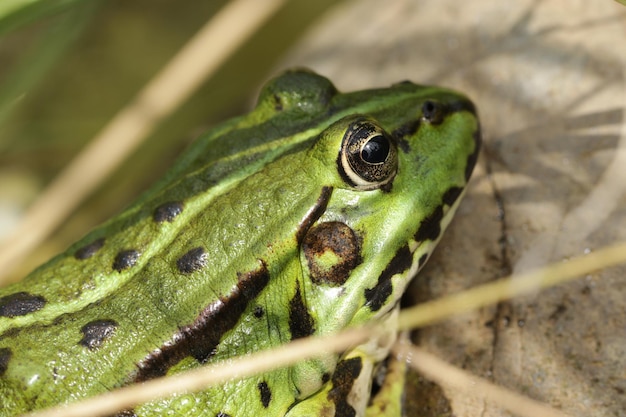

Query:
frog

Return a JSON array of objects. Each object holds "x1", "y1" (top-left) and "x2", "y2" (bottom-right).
[{"x1": 0, "y1": 69, "x2": 480, "y2": 416}]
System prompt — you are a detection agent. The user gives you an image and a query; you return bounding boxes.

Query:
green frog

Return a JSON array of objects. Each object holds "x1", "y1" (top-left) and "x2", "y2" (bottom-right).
[{"x1": 0, "y1": 69, "x2": 480, "y2": 416}]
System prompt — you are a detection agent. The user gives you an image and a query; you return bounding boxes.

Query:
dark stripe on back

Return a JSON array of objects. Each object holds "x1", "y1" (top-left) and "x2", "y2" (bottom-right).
[
  {"x1": 327, "y1": 357, "x2": 363, "y2": 417},
  {"x1": 296, "y1": 186, "x2": 333, "y2": 244},
  {"x1": 132, "y1": 261, "x2": 270, "y2": 382},
  {"x1": 364, "y1": 245, "x2": 412, "y2": 312}
]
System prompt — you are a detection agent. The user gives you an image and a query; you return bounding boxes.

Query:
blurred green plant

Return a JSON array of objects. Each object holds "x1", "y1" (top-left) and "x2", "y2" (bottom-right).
[{"x1": 0, "y1": 0, "x2": 99, "y2": 139}]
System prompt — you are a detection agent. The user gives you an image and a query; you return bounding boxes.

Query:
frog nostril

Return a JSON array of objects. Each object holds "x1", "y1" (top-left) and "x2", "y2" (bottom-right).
[{"x1": 421, "y1": 100, "x2": 445, "y2": 124}]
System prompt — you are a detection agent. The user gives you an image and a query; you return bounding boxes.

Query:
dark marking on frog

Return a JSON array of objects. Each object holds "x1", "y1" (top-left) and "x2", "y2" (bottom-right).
[
  {"x1": 364, "y1": 245, "x2": 412, "y2": 312},
  {"x1": 444, "y1": 96, "x2": 481, "y2": 182},
  {"x1": 253, "y1": 306, "x2": 264, "y2": 318},
  {"x1": 418, "y1": 253, "x2": 429, "y2": 269},
  {"x1": 296, "y1": 186, "x2": 333, "y2": 244},
  {"x1": 258, "y1": 381, "x2": 272, "y2": 408},
  {"x1": 80, "y1": 319, "x2": 118, "y2": 350},
  {"x1": 153, "y1": 201, "x2": 184, "y2": 223},
  {"x1": 288, "y1": 284, "x2": 315, "y2": 340},
  {"x1": 0, "y1": 347, "x2": 12, "y2": 376},
  {"x1": 176, "y1": 247, "x2": 207, "y2": 274},
  {"x1": 74, "y1": 237, "x2": 105, "y2": 260},
  {"x1": 216, "y1": 413, "x2": 232, "y2": 417},
  {"x1": 449, "y1": 96, "x2": 477, "y2": 115},
  {"x1": 302, "y1": 221, "x2": 361, "y2": 286},
  {"x1": 443, "y1": 186, "x2": 463, "y2": 207},
  {"x1": 0, "y1": 292, "x2": 46, "y2": 317},
  {"x1": 327, "y1": 357, "x2": 363, "y2": 417},
  {"x1": 414, "y1": 205, "x2": 444, "y2": 243},
  {"x1": 113, "y1": 249, "x2": 140, "y2": 272},
  {"x1": 391, "y1": 119, "x2": 419, "y2": 152},
  {"x1": 425, "y1": 95, "x2": 479, "y2": 127},
  {"x1": 132, "y1": 261, "x2": 270, "y2": 382},
  {"x1": 380, "y1": 181, "x2": 394, "y2": 194}
]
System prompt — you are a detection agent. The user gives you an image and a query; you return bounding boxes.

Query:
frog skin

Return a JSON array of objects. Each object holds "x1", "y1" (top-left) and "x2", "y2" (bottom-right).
[{"x1": 0, "y1": 69, "x2": 480, "y2": 417}]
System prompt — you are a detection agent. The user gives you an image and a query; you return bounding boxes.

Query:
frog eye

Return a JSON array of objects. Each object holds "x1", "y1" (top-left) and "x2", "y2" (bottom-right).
[{"x1": 338, "y1": 118, "x2": 398, "y2": 190}]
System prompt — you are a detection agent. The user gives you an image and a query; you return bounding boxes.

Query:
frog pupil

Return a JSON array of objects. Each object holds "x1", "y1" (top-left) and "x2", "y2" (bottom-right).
[{"x1": 361, "y1": 135, "x2": 389, "y2": 164}]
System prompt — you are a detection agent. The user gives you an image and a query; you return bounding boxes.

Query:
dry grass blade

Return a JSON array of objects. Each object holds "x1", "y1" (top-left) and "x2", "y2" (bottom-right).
[{"x1": 0, "y1": 0, "x2": 287, "y2": 282}]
